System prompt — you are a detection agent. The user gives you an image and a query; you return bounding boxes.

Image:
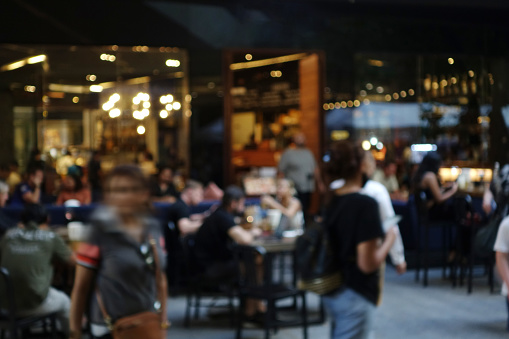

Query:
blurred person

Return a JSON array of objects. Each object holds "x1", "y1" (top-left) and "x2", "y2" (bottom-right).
[
  {"x1": 278, "y1": 132, "x2": 325, "y2": 217},
  {"x1": 0, "y1": 204, "x2": 74, "y2": 336},
  {"x1": 362, "y1": 152, "x2": 407, "y2": 274},
  {"x1": 150, "y1": 165, "x2": 179, "y2": 203},
  {"x1": 372, "y1": 159, "x2": 400, "y2": 197},
  {"x1": 56, "y1": 174, "x2": 91, "y2": 206},
  {"x1": 164, "y1": 180, "x2": 209, "y2": 289},
  {"x1": 260, "y1": 178, "x2": 303, "y2": 230},
  {"x1": 70, "y1": 165, "x2": 168, "y2": 339},
  {"x1": 495, "y1": 214, "x2": 509, "y2": 333},
  {"x1": 88, "y1": 151, "x2": 103, "y2": 202},
  {"x1": 9, "y1": 166, "x2": 44, "y2": 206},
  {"x1": 5, "y1": 161, "x2": 22, "y2": 194},
  {"x1": 0, "y1": 181, "x2": 15, "y2": 237},
  {"x1": 322, "y1": 140, "x2": 397, "y2": 339},
  {"x1": 194, "y1": 185, "x2": 263, "y2": 317},
  {"x1": 412, "y1": 152, "x2": 458, "y2": 221}
]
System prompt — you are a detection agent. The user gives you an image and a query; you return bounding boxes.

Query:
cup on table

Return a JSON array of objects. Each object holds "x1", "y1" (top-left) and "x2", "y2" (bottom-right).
[{"x1": 68, "y1": 221, "x2": 86, "y2": 251}]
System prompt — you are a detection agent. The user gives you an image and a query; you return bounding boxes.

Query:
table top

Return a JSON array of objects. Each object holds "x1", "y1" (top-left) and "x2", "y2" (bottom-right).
[{"x1": 251, "y1": 236, "x2": 297, "y2": 253}]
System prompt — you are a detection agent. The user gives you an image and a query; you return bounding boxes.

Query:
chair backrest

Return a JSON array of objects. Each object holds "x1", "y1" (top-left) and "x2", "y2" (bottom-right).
[
  {"x1": 0, "y1": 267, "x2": 17, "y2": 323},
  {"x1": 233, "y1": 245, "x2": 266, "y2": 288},
  {"x1": 413, "y1": 191, "x2": 430, "y2": 221},
  {"x1": 453, "y1": 194, "x2": 473, "y2": 224},
  {"x1": 180, "y1": 234, "x2": 198, "y2": 278}
]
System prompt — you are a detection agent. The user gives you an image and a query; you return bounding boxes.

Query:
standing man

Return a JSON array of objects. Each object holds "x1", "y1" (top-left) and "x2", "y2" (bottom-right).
[
  {"x1": 278, "y1": 132, "x2": 325, "y2": 216},
  {"x1": 9, "y1": 166, "x2": 44, "y2": 206},
  {"x1": 0, "y1": 204, "x2": 74, "y2": 336},
  {"x1": 0, "y1": 181, "x2": 15, "y2": 237}
]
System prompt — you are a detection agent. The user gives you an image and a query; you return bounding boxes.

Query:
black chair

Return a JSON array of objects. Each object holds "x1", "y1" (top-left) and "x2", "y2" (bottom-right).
[
  {"x1": 181, "y1": 235, "x2": 236, "y2": 328},
  {"x1": 414, "y1": 191, "x2": 454, "y2": 287},
  {"x1": 452, "y1": 195, "x2": 495, "y2": 294},
  {"x1": 0, "y1": 267, "x2": 58, "y2": 339},
  {"x1": 234, "y1": 245, "x2": 308, "y2": 339}
]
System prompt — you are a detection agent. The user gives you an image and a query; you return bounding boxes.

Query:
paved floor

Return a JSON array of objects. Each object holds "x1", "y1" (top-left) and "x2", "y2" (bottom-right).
[{"x1": 167, "y1": 266, "x2": 507, "y2": 339}]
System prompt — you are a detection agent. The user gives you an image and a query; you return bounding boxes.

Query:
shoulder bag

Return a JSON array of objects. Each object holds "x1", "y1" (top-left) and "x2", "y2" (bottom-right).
[{"x1": 96, "y1": 238, "x2": 168, "y2": 339}]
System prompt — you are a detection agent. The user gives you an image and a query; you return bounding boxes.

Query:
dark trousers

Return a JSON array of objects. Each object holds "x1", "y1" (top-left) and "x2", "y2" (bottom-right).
[{"x1": 297, "y1": 191, "x2": 311, "y2": 222}]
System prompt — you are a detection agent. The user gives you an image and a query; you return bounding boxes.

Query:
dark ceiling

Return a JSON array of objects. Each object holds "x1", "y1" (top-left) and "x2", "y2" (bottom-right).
[{"x1": 2, "y1": 0, "x2": 509, "y2": 103}]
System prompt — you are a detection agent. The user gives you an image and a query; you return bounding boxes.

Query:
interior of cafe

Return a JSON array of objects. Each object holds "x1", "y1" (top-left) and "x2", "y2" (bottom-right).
[{"x1": 0, "y1": 44, "x2": 190, "y2": 176}]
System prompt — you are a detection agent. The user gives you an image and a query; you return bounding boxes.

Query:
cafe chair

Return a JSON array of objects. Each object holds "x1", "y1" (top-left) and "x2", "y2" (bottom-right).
[
  {"x1": 233, "y1": 245, "x2": 308, "y2": 339},
  {"x1": 414, "y1": 191, "x2": 453, "y2": 287},
  {"x1": 0, "y1": 267, "x2": 58, "y2": 339},
  {"x1": 451, "y1": 195, "x2": 495, "y2": 294},
  {"x1": 181, "y1": 235, "x2": 236, "y2": 328}
]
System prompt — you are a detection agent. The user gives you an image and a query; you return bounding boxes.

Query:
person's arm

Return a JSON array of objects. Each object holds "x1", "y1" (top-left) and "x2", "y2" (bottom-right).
[
  {"x1": 22, "y1": 184, "x2": 41, "y2": 204},
  {"x1": 83, "y1": 188, "x2": 92, "y2": 205},
  {"x1": 56, "y1": 192, "x2": 64, "y2": 206},
  {"x1": 314, "y1": 165, "x2": 326, "y2": 194},
  {"x1": 356, "y1": 227, "x2": 397, "y2": 274},
  {"x1": 483, "y1": 186, "x2": 494, "y2": 215},
  {"x1": 423, "y1": 172, "x2": 457, "y2": 204},
  {"x1": 151, "y1": 195, "x2": 177, "y2": 204},
  {"x1": 70, "y1": 265, "x2": 96, "y2": 339},
  {"x1": 497, "y1": 251, "x2": 509, "y2": 301},
  {"x1": 178, "y1": 218, "x2": 203, "y2": 236},
  {"x1": 261, "y1": 195, "x2": 301, "y2": 219},
  {"x1": 228, "y1": 225, "x2": 262, "y2": 245}
]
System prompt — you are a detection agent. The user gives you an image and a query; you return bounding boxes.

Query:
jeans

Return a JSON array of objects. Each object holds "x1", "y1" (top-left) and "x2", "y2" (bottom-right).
[
  {"x1": 506, "y1": 298, "x2": 509, "y2": 332},
  {"x1": 322, "y1": 287, "x2": 376, "y2": 339},
  {"x1": 17, "y1": 287, "x2": 70, "y2": 336}
]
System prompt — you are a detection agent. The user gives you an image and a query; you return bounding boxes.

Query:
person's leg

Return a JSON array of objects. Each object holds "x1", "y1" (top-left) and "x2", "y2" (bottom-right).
[
  {"x1": 17, "y1": 287, "x2": 71, "y2": 336},
  {"x1": 322, "y1": 288, "x2": 376, "y2": 339}
]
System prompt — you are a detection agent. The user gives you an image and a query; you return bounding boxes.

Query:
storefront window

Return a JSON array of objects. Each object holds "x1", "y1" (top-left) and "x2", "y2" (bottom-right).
[{"x1": 0, "y1": 44, "x2": 189, "y2": 173}]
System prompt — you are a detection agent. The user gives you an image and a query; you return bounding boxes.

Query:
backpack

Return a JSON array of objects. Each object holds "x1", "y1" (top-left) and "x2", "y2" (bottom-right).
[{"x1": 295, "y1": 217, "x2": 342, "y2": 295}]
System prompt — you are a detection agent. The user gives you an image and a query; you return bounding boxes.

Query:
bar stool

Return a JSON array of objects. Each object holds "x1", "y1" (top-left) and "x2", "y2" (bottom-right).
[{"x1": 414, "y1": 191, "x2": 453, "y2": 287}]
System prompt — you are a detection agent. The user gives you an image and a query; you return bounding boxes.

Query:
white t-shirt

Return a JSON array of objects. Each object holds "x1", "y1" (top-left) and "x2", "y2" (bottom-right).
[
  {"x1": 329, "y1": 179, "x2": 406, "y2": 266},
  {"x1": 494, "y1": 216, "x2": 509, "y2": 296}
]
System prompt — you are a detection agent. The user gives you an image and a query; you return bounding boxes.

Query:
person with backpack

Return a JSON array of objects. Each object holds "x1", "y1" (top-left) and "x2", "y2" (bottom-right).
[{"x1": 321, "y1": 141, "x2": 397, "y2": 339}]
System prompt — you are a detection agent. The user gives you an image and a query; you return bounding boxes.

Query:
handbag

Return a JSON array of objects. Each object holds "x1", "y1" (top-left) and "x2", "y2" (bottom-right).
[
  {"x1": 473, "y1": 213, "x2": 504, "y2": 259},
  {"x1": 96, "y1": 238, "x2": 168, "y2": 339},
  {"x1": 295, "y1": 209, "x2": 343, "y2": 295}
]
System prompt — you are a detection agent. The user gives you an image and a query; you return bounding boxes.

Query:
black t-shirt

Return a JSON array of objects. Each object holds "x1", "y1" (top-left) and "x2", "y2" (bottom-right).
[
  {"x1": 150, "y1": 179, "x2": 178, "y2": 199},
  {"x1": 194, "y1": 208, "x2": 236, "y2": 267},
  {"x1": 167, "y1": 199, "x2": 191, "y2": 238},
  {"x1": 326, "y1": 192, "x2": 384, "y2": 305}
]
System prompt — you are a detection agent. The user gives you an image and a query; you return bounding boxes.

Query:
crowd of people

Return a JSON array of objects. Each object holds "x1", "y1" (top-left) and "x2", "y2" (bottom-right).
[{"x1": 0, "y1": 136, "x2": 508, "y2": 339}]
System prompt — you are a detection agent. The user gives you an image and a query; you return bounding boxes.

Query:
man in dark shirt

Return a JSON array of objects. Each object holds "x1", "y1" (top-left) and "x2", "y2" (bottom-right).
[
  {"x1": 194, "y1": 186, "x2": 261, "y2": 274},
  {"x1": 165, "y1": 180, "x2": 206, "y2": 289},
  {"x1": 151, "y1": 165, "x2": 179, "y2": 203},
  {"x1": 9, "y1": 166, "x2": 44, "y2": 207},
  {"x1": 194, "y1": 185, "x2": 263, "y2": 316}
]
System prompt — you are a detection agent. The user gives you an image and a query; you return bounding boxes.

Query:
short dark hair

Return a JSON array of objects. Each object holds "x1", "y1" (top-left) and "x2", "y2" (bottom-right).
[
  {"x1": 222, "y1": 185, "x2": 245, "y2": 207},
  {"x1": 104, "y1": 164, "x2": 149, "y2": 193},
  {"x1": 22, "y1": 203, "x2": 49, "y2": 225},
  {"x1": 183, "y1": 179, "x2": 203, "y2": 191},
  {"x1": 27, "y1": 166, "x2": 43, "y2": 176},
  {"x1": 325, "y1": 140, "x2": 365, "y2": 181}
]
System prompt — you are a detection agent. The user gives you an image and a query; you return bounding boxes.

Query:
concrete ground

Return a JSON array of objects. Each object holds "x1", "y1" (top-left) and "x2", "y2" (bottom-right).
[{"x1": 167, "y1": 266, "x2": 507, "y2": 339}]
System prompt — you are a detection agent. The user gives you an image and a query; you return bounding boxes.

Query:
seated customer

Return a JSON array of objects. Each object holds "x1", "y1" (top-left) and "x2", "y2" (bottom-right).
[
  {"x1": 260, "y1": 178, "x2": 303, "y2": 230},
  {"x1": 0, "y1": 181, "x2": 15, "y2": 237},
  {"x1": 165, "y1": 180, "x2": 207, "y2": 288},
  {"x1": 150, "y1": 165, "x2": 179, "y2": 203},
  {"x1": 0, "y1": 204, "x2": 74, "y2": 336},
  {"x1": 373, "y1": 159, "x2": 400, "y2": 197},
  {"x1": 194, "y1": 185, "x2": 263, "y2": 316},
  {"x1": 167, "y1": 180, "x2": 208, "y2": 237},
  {"x1": 9, "y1": 166, "x2": 44, "y2": 206},
  {"x1": 56, "y1": 174, "x2": 91, "y2": 206},
  {"x1": 412, "y1": 152, "x2": 457, "y2": 220}
]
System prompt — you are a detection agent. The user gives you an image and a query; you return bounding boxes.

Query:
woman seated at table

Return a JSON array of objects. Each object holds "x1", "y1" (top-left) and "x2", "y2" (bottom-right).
[
  {"x1": 412, "y1": 152, "x2": 458, "y2": 220},
  {"x1": 260, "y1": 178, "x2": 303, "y2": 230},
  {"x1": 56, "y1": 174, "x2": 91, "y2": 206}
]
